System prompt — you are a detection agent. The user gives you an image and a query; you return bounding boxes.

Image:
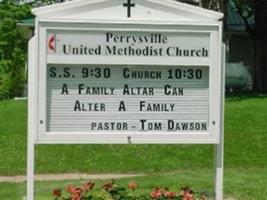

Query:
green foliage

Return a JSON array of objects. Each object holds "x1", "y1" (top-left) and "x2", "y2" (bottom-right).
[
  {"x1": 232, "y1": 0, "x2": 254, "y2": 18},
  {"x1": 51, "y1": 180, "x2": 203, "y2": 200},
  {"x1": 0, "y1": 48, "x2": 26, "y2": 98},
  {"x1": 0, "y1": 0, "x2": 32, "y2": 100}
]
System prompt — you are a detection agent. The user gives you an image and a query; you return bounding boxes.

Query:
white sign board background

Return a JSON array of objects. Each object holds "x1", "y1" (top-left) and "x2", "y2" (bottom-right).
[
  {"x1": 47, "y1": 64, "x2": 209, "y2": 133},
  {"x1": 35, "y1": 22, "x2": 222, "y2": 144}
]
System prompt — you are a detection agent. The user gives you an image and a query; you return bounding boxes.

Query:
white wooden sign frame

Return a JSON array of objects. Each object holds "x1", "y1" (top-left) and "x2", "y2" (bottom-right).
[
  {"x1": 27, "y1": 1, "x2": 224, "y2": 199},
  {"x1": 33, "y1": 22, "x2": 222, "y2": 144}
]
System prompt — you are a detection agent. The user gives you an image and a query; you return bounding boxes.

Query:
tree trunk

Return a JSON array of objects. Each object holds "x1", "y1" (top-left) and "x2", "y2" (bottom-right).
[{"x1": 254, "y1": 0, "x2": 267, "y2": 92}]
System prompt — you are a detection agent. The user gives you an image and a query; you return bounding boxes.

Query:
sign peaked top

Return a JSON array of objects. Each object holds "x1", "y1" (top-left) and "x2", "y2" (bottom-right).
[{"x1": 32, "y1": 0, "x2": 223, "y2": 23}]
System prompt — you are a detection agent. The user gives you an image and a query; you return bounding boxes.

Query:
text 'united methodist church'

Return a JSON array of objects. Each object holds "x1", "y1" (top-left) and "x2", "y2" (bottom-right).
[{"x1": 57, "y1": 32, "x2": 209, "y2": 57}]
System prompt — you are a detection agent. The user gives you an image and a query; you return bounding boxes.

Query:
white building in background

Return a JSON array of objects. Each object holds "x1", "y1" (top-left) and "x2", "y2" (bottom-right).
[
  {"x1": 0, "y1": 0, "x2": 68, "y2": 4},
  {"x1": 15, "y1": 0, "x2": 35, "y2": 4},
  {"x1": 0, "y1": 0, "x2": 34, "y2": 4}
]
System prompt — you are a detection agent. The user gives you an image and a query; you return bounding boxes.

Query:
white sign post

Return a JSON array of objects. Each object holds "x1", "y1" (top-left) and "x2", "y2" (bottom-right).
[{"x1": 27, "y1": 1, "x2": 224, "y2": 199}]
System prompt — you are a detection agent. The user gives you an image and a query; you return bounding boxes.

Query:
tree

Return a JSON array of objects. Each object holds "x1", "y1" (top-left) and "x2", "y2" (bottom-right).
[
  {"x1": 0, "y1": 0, "x2": 32, "y2": 99},
  {"x1": 203, "y1": 0, "x2": 267, "y2": 92},
  {"x1": 0, "y1": 0, "x2": 68, "y2": 100},
  {"x1": 230, "y1": 0, "x2": 267, "y2": 92}
]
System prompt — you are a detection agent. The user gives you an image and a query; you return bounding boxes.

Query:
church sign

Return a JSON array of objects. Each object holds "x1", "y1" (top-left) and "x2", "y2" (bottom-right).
[
  {"x1": 31, "y1": 1, "x2": 224, "y2": 144},
  {"x1": 31, "y1": 0, "x2": 224, "y2": 144},
  {"x1": 28, "y1": 1, "x2": 224, "y2": 199}
]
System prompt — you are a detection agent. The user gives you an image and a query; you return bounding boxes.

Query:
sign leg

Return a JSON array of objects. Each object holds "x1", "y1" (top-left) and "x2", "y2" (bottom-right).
[
  {"x1": 27, "y1": 139, "x2": 35, "y2": 200},
  {"x1": 214, "y1": 43, "x2": 225, "y2": 200},
  {"x1": 27, "y1": 36, "x2": 36, "y2": 200},
  {"x1": 214, "y1": 143, "x2": 224, "y2": 200}
]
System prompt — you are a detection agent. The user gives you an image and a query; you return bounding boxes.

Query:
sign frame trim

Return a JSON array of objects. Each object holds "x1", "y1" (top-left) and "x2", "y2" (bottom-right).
[{"x1": 36, "y1": 22, "x2": 222, "y2": 144}]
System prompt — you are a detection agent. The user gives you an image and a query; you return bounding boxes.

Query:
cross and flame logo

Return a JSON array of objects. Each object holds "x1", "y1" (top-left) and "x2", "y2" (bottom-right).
[{"x1": 48, "y1": 34, "x2": 56, "y2": 53}]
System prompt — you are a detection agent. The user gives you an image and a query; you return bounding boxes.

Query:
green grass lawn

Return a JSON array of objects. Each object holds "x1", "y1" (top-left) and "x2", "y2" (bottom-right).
[
  {"x1": 0, "y1": 95, "x2": 267, "y2": 199},
  {"x1": 0, "y1": 100, "x2": 27, "y2": 176}
]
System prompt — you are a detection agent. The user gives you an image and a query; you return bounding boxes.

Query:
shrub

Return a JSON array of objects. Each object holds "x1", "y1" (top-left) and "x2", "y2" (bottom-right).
[
  {"x1": 0, "y1": 0, "x2": 31, "y2": 100},
  {"x1": 52, "y1": 180, "x2": 208, "y2": 200}
]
